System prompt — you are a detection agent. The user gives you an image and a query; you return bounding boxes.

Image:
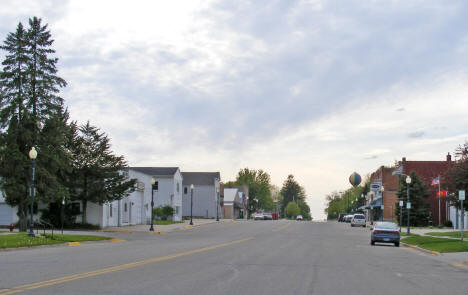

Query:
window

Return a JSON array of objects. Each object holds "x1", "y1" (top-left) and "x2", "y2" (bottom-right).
[
  {"x1": 176, "y1": 206, "x2": 180, "y2": 215},
  {"x1": 124, "y1": 203, "x2": 128, "y2": 212},
  {"x1": 177, "y1": 182, "x2": 180, "y2": 193},
  {"x1": 184, "y1": 187, "x2": 188, "y2": 194},
  {"x1": 110, "y1": 204, "x2": 113, "y2": 217},
  {"x1": 152, "y1": 181, "x2": 159, "y2": 191}
]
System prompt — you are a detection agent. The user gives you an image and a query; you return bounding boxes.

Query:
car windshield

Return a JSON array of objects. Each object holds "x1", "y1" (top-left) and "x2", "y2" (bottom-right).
[
  {"x1": 353, "y1": 215, "x2": 365, "y2": 219},
  {"x1": 375, "y1": 222, "x2": 398, "y2": 230}
]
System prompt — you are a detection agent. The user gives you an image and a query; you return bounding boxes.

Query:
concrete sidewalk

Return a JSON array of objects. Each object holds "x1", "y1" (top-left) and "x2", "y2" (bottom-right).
[{"x1": 102, "y1": 218, "x2": 232, "y2": 234}]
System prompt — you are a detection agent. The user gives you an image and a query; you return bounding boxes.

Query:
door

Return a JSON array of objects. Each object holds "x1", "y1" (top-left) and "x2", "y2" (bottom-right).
[{"x1": 0, "y1": 204, "x2": 13, "y2": 225}]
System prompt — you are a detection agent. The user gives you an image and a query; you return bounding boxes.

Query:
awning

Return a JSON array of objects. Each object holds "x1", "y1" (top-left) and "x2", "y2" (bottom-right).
[{"x1": 369, "y1": 199, "x2": 382, "y2": 208}]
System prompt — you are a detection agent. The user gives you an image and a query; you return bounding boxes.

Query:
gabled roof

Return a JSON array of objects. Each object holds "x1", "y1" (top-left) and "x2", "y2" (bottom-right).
[
  {"x1": 223, "y1": 188, "x2": 238, "y2": 202},
  {"x1": 129, "y1": 167, "x2": 179, "y2": 176},
  {"x1": 181, "y1": 172, "x2": 220, "y2": 186}
]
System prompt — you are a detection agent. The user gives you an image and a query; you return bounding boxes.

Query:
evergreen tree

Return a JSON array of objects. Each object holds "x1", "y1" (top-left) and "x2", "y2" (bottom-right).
[
  {"x1": 445, "y1": 142, "x2": 468, "y2": 211},
  {"x1": 394, "y1": 172, "x2": 431, "y2": 226},
  {"x1": 0, "y1": 17, "x2": 68, "y2": 231},
  {"x1": 69, "y1": 121, "x2": 136, "y2": 223},
  {"x1": 280, "y1": 175, "x2": 306, "y2": 215}
]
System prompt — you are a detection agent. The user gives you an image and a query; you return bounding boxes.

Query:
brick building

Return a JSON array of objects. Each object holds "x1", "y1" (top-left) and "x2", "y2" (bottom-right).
[
  {"x1": 368, "y1": 166, "x2": 400, "y2": 221},
  {"x1": 399, "y1": 154, "x2": 453, "y2": 225}
]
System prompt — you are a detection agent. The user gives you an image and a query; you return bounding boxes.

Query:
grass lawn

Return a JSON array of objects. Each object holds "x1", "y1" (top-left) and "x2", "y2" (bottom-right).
[
  {"x1": 153, "y1": 220, "x2": 184, "y2": 225},
  {"x1": 402, "y1": 234, "x2": 468, "y2": 253},
  {"x1": 425, "y1": 231, "x2": 468, "y2": 238},
  {"x1": 0, "y1": 233, "x2": 111, "y2": 249}
]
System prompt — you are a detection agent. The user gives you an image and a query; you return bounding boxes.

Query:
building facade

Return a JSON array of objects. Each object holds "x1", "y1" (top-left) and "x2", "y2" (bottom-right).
[{"x1": 181, "y1": 172, "x2": 221, "y2": 219}]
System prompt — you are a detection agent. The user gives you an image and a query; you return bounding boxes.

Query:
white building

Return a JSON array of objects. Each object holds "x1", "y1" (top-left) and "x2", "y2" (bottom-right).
[
  {"x1": 0, "y1": 190, "x2": 18, "y2": 225},
  {"x1": 181, "y1": 172, "x2": 221, "y2": 219}
]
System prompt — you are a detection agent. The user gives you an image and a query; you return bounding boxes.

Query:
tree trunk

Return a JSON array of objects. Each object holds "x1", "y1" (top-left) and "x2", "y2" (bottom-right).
[
  {"x1": 17, "y1": 203, "x2": 28, "y2": 232},
  {"x1": 82, "y1": 199, "x2": 87, "y2": 224}
]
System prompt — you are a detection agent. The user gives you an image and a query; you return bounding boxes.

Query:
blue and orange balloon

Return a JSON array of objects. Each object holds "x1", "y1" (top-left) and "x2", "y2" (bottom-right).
[{"x1": 349, "y1": 172, "x2": 361, "y2": 187}]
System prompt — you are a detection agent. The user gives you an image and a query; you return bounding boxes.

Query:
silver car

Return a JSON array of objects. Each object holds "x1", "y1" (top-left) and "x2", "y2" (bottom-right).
[
  {"x1": 351, "y1": 214, "x2": 366, "y2": 227},
  {"x1": 371, "y1": 222, "x2": 400, "y2": 247}
]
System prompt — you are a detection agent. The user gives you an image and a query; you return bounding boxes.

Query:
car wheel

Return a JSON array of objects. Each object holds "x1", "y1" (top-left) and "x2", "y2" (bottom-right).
[
  {"x1": 371, "y1": 240, "x2": 375, "y2": 246},
  {"x1": 395, "y1": 242, "x2": 400, "y2": 247}
]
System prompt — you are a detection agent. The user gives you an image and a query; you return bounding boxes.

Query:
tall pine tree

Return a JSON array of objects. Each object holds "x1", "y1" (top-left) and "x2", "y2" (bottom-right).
[
  {"x1": 0, "y1": 17, "x2": 68, "y2": 230},
  {"x1": 394, "y1": 172, "x2": 431, "y2": 226},
  {"x1": 69, "y1": 121, "x2": 136, "y2": 224}
]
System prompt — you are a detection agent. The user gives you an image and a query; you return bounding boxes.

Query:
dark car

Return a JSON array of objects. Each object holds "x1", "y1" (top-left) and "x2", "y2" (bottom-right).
[
  {"x1": 338, "y1": 213, "x2": 348, "y2": 222},
  {"x1": 371, "y1": 222, "x2": 400, "y2": 247}
]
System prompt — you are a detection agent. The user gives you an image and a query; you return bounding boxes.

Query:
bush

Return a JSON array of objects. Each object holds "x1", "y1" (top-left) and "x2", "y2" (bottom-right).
[
  {"x1": 153, "y1": 206, "x2": 174, "y2": 220},
  {"x1": 443, "y1": 220, "x2": 453, "y2": 227},
  {"x1": 285, "y1": 202, "x2": 300, "y2": 219}
]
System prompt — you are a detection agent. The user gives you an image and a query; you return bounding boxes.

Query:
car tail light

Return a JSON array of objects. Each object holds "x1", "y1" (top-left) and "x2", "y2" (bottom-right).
[{"x1": 373, "y1": 230, "x2": 382, "y2": 234}]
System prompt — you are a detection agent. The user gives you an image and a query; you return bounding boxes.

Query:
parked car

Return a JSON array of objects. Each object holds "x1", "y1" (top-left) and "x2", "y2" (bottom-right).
[
  {"x1": 344, "y1": 215, "x2": 353, "y2": 223},
  {"x1": 371, "y1": 222, "x2": 400, "y2": 247},
  {"x1": 338, "y1": 213, "x2": 348, "y2": 222},
  {"x1": 263, "y1": 212, "x2": 273, "y2": 220},
  {"x1": 254, "y1": 212, "x2": 264, "y2": 220},
  {"x1": 296, "y1": 215, "x2": 304, "y2": 221},
  {"x1": 351, "y1": 214, "x2": 366, "y2": 227}
]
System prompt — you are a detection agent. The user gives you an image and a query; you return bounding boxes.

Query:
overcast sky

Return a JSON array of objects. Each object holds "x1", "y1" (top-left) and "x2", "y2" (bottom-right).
[{"x1": 2, "y1": 0, "x2": 468, "y2": 219}]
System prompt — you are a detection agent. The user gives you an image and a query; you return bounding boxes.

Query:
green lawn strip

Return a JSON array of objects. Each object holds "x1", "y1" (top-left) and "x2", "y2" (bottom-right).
[
  {"x1": 425, "y1": 231, "x2": 468, "y2": 238},
  {"x1": 402, "y1": 235, "x2": 468, "y2": 253},
  {"x1": 153, "y1": 220, "x2": 184, "y2": 225},
  {"x1": 0, "y1": 233, "x2": 110, "y2": 249}
]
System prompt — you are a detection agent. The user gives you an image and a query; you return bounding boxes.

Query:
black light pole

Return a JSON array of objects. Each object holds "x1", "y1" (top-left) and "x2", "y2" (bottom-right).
[
  {"x1": 190, "y1": 184, "x2": 194, "y2": 225},
  {"x1": 406, "y1": 176, "x2": 411, "y2": 235},
  {"x1": 61, "y1": 197, "x2": 65, "y2": 235},
  {"x1": 149, "y1": 177, "x2": 155, "y2": 231},
  {"x1": 399, "y1": 200, "x2": 403, "y2": 232},
  {"x1": 216, "y1": 187, "x2": 220, "y2": 222},
  {"x1": 28, "y1": 147, "x2": 37, "y2": 237},
  {"x1": 381, "y1": 186, "x2": 385, "y2": 221}
]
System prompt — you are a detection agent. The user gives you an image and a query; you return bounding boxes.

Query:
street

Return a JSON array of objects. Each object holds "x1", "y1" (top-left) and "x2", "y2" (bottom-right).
[{"x1": 0, "y1": 221, "x2": 467, "y2": 295}]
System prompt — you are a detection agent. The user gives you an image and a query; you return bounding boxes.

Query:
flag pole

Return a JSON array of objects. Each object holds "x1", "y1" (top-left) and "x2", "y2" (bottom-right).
[{"x1": 438, "y1": 175, "x2": 441, "y2": 226}]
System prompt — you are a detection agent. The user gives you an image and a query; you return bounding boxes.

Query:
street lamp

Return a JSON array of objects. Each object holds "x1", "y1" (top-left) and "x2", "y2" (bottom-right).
[
  {"x1": 406, "y1": 176, "x2": 411, "y2": 235},
  {"x1": 380, "y1": 186, "x2": 385, "y2": 221},
  {"x1": 149, "y1": 178, "x2": 156, "y2": 231},
  {"x1": 28, "y1": 147, "x2": 37, "y2": 237},
  {"x1": 216, "y1": 187, "x2": 220, "y2": 222},
  {"x1": 190, "y1": 184, "x2": 194, "y2": 225}
]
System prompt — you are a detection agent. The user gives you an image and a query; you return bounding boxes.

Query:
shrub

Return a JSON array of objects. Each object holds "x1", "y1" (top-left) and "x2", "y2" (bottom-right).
[
  {"x1": 285, "y1": 202, "x2": 300, "y2": 219},
  {"x1": 153, "y1": 206, "x2": 174, "y2": 220},
  {"x1": 443, "y1": 220, "x2": 453, "y2": 227}
]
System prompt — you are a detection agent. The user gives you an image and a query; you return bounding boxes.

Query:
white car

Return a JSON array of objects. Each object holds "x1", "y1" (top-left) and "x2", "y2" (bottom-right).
[
  {"x1": 296, "y1": 215, "x2": 304, "y2": 221},
  {"x1": 254, "y1": 213, "x2": 264, "y2": 220},
  {"x1": 351, "y1": 214, "x2": 366, "y2": 227}
]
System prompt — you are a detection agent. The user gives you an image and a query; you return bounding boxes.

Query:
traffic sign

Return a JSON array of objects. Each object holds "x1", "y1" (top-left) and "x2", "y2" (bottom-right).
[
  {"x1": 399, "y1": 201, "x2": 403, "y2": 206},
  {"x1": 380, "y1": 205, "x2": 384, "y2": 210},
  {"x1": 406, "y1": 202, "x2": 411, "y2": 209},
  {"x1": 459, "y1": 190, "x2": 465, "y2": 201}
]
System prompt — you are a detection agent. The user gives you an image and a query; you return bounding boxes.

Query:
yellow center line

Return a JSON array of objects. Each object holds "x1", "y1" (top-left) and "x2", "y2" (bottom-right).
[
  {"x1": 0, "y1": 237, "x2": 253, "y2": 295},
  {"x1": 272, "y1": 223, "x2": 292, "y2": 232}
]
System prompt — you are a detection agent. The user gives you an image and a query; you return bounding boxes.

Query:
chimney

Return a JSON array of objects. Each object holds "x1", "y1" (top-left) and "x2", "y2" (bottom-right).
[{"x1": 447, "y1": 153, "x2": 451, "y2": 162}]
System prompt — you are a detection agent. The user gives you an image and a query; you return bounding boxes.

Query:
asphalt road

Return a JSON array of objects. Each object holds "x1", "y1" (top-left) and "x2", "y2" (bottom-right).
[{"x1": 0, "y1": 221, "x2": 467, "y2": 295}]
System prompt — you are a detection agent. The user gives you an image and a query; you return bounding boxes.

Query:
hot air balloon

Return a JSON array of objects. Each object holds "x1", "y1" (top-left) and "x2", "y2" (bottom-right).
[{"x1": 349, "y1": 172, "x2": 361, "y2": 187}]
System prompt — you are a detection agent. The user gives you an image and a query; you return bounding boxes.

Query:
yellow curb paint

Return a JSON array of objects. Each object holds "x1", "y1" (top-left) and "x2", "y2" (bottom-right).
[
  {"x1": 0, "y1": 237, "x2": 253, "y2": 295},
  {"x1": 185, "y1": 225, "x2": 193, "y2": 229},
  {"x1": 110, "y1": 239, "x2": 125, "y2": 243},
  {"x1": 431, "y1": 251, "x2": 439, "y2": 256},
  {"x1": 98, "y1": 230, "x2": 132, "y2": 234},
  {"x1": 67, "y1": 242, "x2": 80, "y2": 247}
]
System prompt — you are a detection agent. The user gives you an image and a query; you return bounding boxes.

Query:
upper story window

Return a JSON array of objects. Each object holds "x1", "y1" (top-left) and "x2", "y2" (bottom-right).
[
  {"x1": 177, "y1": 182, "x2": 180, "y2": 193},
  {"x1": 184, "y1": 187, "x2": 188, "y2": 194}
]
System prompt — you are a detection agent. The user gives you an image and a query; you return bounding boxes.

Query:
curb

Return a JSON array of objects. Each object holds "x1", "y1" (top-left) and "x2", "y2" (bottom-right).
[{"x1": 401, "y1": 242, "x2": 439, "y2": 256}]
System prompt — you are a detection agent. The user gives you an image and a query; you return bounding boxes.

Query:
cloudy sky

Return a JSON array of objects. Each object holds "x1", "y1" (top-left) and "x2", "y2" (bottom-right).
[{"x1": 1, "y1": 0, "x2": 468, "y2": 219}]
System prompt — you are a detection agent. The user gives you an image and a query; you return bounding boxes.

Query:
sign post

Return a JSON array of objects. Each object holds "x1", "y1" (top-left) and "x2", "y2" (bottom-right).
[
  {"x1": 399, "y1": 201, "x2": 403, "y2": 232},
  {"x1": 459, "y1": 191, "x2": 465, "y2": 241}
]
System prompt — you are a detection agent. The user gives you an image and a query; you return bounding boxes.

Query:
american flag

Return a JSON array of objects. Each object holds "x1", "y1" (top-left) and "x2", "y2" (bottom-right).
[{"x1": 431, "y1": 176, "x2": 440, "y2": 186}]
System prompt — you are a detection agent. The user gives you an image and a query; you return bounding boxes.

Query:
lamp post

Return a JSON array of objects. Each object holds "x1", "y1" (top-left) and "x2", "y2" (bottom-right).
[
  {"x1": 149, "y1": 178, "x2": 156, "y2": 231},
  {"x1": 406, "y1": 176, "x2": 412, "y2": 235},
  {"x1": 216, "y1": 187, "x2": 220, "y2": 222},
  {"x1": 380, "y1": 186, "x2": 385, "y2": 221},
  {"x1": 190, "y1": 184, "x2": 194, "y2": 225},
  {"x1": 28, "y1": 147, "x2": 37, "y2": 237}
]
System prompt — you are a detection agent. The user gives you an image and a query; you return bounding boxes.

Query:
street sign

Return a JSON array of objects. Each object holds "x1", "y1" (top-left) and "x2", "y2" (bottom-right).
[
  {"x1": 459, "y1": 190, "x2": 465, "y2": 201},
  {"x1": 399, "y1": 201, "x2": 403, "y2": 206},
  {"x1": 406, "y1": 202, "x2": 411, "y2": 209},
  {"x1": 380, "y1": 205, "x2": 384, "y2": 210}
]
